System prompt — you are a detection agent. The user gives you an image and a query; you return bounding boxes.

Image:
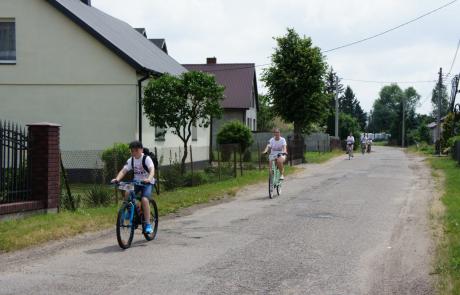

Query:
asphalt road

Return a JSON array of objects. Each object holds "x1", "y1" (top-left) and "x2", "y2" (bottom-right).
[{"x1": 0, "y1": 146, "x2": 435, "y2": 295}]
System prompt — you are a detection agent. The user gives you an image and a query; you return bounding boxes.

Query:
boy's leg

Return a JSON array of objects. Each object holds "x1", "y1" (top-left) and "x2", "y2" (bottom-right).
[{"x1": 140, "y1": 184, "x2": 153, "y2": 224}]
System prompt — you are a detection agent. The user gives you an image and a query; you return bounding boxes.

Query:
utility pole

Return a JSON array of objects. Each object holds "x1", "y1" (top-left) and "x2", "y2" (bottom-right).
[
  {"x1": 402, "y1": 97, "x2": 405, "y2": 148},
  {"x1": 334, "y1": 76, "x2": 339, "y2": 138},
  {"x1": 437, "y1": 68, "x2": 443, "y2": 155}
]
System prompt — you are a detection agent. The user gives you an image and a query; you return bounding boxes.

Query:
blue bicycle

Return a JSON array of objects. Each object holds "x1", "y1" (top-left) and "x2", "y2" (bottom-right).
[{"x1": 114, "y1": 181, "x2": 158, "y2": 249}]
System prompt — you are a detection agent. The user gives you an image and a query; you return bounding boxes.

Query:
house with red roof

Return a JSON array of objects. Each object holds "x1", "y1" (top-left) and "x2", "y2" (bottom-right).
[{"x1": 183, "y1": 57, "x2": 259, "y2": 146}]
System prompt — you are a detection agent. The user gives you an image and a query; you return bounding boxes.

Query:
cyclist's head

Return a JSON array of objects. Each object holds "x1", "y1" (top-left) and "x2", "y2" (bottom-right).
[
  {"x1": 273, "y1": 128, "x2": 281, "y2": 138},
  {"x1": 129, "y1": 141, "x2": 143, "y2": 158}
]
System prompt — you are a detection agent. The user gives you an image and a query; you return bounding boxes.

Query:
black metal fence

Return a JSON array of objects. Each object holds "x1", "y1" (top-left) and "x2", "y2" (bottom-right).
[{"x1": 0, "y1": 121, "x2": 31, "y2": 204}]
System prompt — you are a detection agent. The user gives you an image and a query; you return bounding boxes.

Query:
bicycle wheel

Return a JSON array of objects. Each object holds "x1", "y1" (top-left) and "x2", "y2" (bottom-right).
[
  {"x1": 116, "y1": 202, "x2": 134, "y2": 249},
  {"x1": 268, "y1": 171, "x2": 273, "y2": 199},
  {"x1": 143, "y1": 199, "x2": 159, "y2": 241}
]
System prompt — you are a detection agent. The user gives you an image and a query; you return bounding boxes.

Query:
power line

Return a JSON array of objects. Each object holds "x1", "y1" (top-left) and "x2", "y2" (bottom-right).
[
  {"x1": 323, "y1": 0, "x2": 458, "y2": 53},
  {"x1": 342, "y1": 78, "x2": 436, "y2": 84},
  {"x1": 447, "y1": 39, "x2": 460, "y2": 75}
]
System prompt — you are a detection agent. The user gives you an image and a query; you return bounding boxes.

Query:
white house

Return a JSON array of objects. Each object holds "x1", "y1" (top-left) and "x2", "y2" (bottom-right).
[{"x1": 0, "y1": 0, "x2": 210, "y2": 179}]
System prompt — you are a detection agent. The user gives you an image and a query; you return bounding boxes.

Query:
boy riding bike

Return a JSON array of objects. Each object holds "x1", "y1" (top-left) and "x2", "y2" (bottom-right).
[
  {"x1": 262, "y1": 128, "x2": 288, "y2": 180},
  {"x1": 346, "y1": 132, "x2": 355, "y2": 158},
  {"x1": 111, "y1": 141, "x2": 155, "y2": 234}
]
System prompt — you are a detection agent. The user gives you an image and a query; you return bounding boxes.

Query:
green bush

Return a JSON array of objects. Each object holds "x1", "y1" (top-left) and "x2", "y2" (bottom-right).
[
  {"x1": 160, "y1": 163, "x2": 185, "y2": 191},
  {"x1": 60, "y1": 192, "x2": 81, "y2": 211},
  {"x1": 84, "y1": 185, "x2": 113, "y2": 207},
  {"x1": 217, "y1": 121, "x2": 254, "y2": 153},
  {"x1": 447, "y1": 135, "x2": 460, "y2": 150},
  {"x1": 101, "y1": 143, "x2": 131, "y2": 181},
  {"x1": 183, "y1": 171, "x2": 209, "y2": 186}
]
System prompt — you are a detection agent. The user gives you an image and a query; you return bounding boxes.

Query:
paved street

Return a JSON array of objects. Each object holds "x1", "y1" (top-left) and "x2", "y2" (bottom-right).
[{"x1": 0, "y1": 146, "x2": 435, "y2": 295}]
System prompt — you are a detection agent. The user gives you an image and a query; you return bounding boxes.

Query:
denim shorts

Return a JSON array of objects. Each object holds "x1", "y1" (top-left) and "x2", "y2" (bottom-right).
[{"x1": 134, "y1": 184, "x2": 153, "y2": 200}]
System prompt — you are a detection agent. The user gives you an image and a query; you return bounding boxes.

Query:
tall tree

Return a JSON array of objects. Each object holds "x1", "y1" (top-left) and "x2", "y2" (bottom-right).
[
  {"x1": 370, "y1": 84, "x2": 420, "y2": 145},
  {"x1": 431, "y1": 83, "x2": 449, "y2": 118},
  {"x1": 257, "y1": 94, "x2": 276, "y2": 131},
  {"x1": 324, "y1": 67, "x2": 344, "y2": 136},
  {"x1": 262, "y1": 28, "x2": 329, "y2": 138},
  {"x1": 143, "y1": 71, "x2": 225, "y2": 173},
  {"x1": 340, "y1": 86, "x2": 356, "y2": 116}
]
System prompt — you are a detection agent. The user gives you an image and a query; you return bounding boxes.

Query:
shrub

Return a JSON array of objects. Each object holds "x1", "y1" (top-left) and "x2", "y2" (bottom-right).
[
  {"x1": 160, "y1": 163, "x2": 185, "y2": 191},
  {"x1": 60, "y1": 192, "x2": 81, "y2": 211},
  {"x1": 101, "y1": 143, "x2": 131, "y2": 181},
  {"x1": 84, "y1": 185, "x2": 113, "y2": 207},
  {"x1": 183, "y1": 171, "x2": 209, "y2": 186},
  {"x1": 217, "y1": 121, "x2": 254, "y2": 153}
]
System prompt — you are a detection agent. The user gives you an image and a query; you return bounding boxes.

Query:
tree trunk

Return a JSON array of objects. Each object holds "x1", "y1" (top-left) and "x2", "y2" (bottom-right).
[{"x1": 181, "y1": 142, "x2": 188, "y2": 175}]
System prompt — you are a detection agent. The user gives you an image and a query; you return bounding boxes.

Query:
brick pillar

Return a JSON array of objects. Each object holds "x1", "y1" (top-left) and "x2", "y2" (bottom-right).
[{"x1": 27, "y1": 122, "x2": 61, "y2": 212}]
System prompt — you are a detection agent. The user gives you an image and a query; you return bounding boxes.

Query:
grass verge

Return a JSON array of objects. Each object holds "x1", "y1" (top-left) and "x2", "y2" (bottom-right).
[
  {"x1": 0, "y1": 167, "x2": 297, "y2": 253},
  {"x1": 304, "y1": 149, "x2": 343, "y2": 164},
  {"x1": 408, "y1": 145, "x2": 459, "y2": 293}
]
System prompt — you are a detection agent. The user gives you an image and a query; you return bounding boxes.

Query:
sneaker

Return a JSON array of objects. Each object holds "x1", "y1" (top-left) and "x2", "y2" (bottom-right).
[
  {"x1": 145, "y1": 223, "x2": 153, "y2": 234},
  {"x1": 280, "y1": 175, "x2": 284, "y2": 180}
]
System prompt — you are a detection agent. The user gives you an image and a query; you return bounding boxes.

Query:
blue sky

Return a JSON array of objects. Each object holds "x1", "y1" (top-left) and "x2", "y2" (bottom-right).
[{"x1": 92, "y1": 0, "x2": 460, "y2": 115}]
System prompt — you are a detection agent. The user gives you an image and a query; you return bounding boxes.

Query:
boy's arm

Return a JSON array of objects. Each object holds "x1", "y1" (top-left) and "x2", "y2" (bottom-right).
[
  {"x1": 112, "y1": 168, "x2": 127, "y2": 183},
  {"x1": 146, "y1": 167, "x2": 155, "y2": 183}
]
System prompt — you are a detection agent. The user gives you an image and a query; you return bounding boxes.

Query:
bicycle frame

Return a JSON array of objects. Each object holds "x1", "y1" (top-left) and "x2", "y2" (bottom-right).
[{"x1": 118, "y1": 181, "x2": 146, "y2": 228}]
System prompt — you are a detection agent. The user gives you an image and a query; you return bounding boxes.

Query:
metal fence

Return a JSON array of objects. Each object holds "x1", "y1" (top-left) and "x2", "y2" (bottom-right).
[{"x1": 0, "y1": 121, "x2": 31, "y2": 204}]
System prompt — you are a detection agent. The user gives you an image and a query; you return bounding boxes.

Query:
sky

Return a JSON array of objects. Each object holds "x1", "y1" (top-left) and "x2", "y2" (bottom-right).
[{"x1": 92, "y1": 0, "x2": 460, "y2": 115}]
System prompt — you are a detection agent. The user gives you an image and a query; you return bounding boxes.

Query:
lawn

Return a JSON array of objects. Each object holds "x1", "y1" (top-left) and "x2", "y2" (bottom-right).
[{"x1": 0, "y1": 167, "x2": 297, "y2": 252}]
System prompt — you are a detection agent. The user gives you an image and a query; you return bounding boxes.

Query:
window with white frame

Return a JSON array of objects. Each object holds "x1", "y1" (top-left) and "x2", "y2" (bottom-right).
[{"x1": 0, "y1": 19, "x2": 16, "y2": 63}]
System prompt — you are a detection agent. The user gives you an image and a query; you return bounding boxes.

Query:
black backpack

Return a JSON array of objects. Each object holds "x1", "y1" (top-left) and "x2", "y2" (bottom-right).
[{"x1": 131, "y1": 148, "x2": 160, "y2": 194}]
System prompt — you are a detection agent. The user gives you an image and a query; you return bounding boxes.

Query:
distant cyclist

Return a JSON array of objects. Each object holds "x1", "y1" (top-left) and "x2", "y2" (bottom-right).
[
  {"x1": 111, "y1": 141, "x2": 155, "y2": 234},
  {"x1": 360, "y1": 133, "x2": 368, "y2": 154},
  {"x1": 262, "y1": 128, "x2": 288, "y2": 180},
  {"x1": 346, "y1": 132, "x2": 355, "y2": 157}
]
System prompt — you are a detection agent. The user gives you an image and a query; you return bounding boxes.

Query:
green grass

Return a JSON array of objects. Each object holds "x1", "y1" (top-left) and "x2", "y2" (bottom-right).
[
  {"x1": 408, "y1": 144, "x2": 460, "y2": 293},
  {"x1": 0, "y1": 167, "x2": 297, "y2": 253},
  {"x1": 304, "y1": 149, "x2": 343, "y2": 164},
  {"x1": 427, "y1": 156, "x2": 460, "y2": 294}
]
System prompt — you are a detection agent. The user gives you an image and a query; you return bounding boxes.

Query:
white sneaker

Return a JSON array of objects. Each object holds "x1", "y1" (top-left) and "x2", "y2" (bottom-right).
[{"x1": 280, "y1": 175, "x2": 284, "y2": 180}]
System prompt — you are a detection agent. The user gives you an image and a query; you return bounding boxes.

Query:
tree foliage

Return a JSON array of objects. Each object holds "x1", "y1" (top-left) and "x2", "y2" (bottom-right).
[
  {"x1": 339, "y1": 86, "x2": 367, "y2": 131},
  {"x1": 369, "y1": 84, "x2": 420, "y2": 145},
  {"x1": 257, "y1": 94, "x2": 276, "y2": 132},
  {"x1": 217, "y1": 120, "x2": 254, "y2": 152},
  {"x1": 431, "y1": 83, "x2": 449, "y2": 118},
  {"x1": 324, "y1": 67, "x2": 344, "y2": 136},
  {"x1": 143, "y1": 71, "x2": 225, "y2": 173},
  {"x1": 262, "y1": 28, "x2": 329, "y2": 136}
]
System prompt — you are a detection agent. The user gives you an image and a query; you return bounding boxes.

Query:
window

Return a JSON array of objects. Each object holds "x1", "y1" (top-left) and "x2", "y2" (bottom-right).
[
  {"x1": 192, "y1": 124, "x2": 197, "y2": 141},
  {"x1": 247, "y1": 118, "x2": 250, "y2": 127},
  {"x1": 0, "y1": 19, "x2": 16, "y2": 63},
  {"x1": 253, "y1": 119, "x2": 256, "y2": 131},
  {"x1": 155, "y1": 127, "x2": 166, "y2": 141}
]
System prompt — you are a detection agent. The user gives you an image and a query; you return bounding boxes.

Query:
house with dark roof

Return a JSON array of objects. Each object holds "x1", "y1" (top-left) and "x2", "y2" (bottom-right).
[
  {"x1": 0, "y1": 0, "x2": 210, "y2": 177},
  {"x1": 183, "y1": 57, "x2": 259, "y2": 146}
]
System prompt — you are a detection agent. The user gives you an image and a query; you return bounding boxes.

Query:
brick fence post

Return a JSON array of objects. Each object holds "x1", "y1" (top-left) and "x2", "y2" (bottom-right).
[{"x1": 27, "y1": 122, "x2": 61, "y2": 212}]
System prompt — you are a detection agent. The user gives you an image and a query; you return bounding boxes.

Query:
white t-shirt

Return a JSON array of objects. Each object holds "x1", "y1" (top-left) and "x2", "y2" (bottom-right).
[
  {"x1": 361, "y1": 136, "x2": 368, "y2": 144},
  {"x1": 123, "y1": 154, "x2": 155, "y2": 184},
  {"x1": 268, "y1": 137, "x2": 287, "y2": 157},
  {"x1": 346, "y1": 136, "x2": 355, "y2": 144}
]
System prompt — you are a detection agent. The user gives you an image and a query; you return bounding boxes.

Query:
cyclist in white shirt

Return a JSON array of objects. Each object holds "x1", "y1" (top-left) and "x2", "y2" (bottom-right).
[
  {"x1": 262, "y1": 128, "x2": 288, "y2": 180},
  {"x1": 346, "y1": 132, "x2": 355, "y2": 156},
  {"x1": 360, "y1": 134, "x2": 368, "y2": 153}
]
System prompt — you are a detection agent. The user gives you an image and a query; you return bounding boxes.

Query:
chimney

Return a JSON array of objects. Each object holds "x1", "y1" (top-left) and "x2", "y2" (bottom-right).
[
  {"x1": 81, "y1": 0, "x2": 91, "y2": 6},
  {"x1": 206, "y1": 57, "x2": 217, "y2": 64}
]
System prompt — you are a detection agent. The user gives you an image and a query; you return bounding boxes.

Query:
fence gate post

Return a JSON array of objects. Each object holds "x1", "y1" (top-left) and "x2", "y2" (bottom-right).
[{"x1": 27, "y1": 122, "x2": 61, "y2": 213}]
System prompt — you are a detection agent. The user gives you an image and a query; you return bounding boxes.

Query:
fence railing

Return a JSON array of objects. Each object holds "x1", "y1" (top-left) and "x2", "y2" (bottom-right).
[{"x1": 0, "y1": 121, "x2": 31, "y2": 204}]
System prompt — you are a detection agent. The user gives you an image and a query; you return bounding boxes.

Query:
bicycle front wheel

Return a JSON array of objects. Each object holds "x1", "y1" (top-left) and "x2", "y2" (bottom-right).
[
  {"x1": 143, "y1": 199, "x2": 159, "y2": 241},
  {"x1": 268, "y1": 171, "x2": 273, "y2": 199},
  {"x1": 116, "y1": 202, "x2": 134, "y2": 249}
]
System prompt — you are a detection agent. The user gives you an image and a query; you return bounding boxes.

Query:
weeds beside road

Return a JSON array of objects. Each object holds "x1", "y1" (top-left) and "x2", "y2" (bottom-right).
[{"x1": 408, "y1": 145, "x2": 460, "y2": 294}]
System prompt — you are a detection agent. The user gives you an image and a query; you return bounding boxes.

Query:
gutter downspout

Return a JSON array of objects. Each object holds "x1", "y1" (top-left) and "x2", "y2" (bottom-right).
[{"x1": 138, "y1": 74, "x2": 150, "y2": 142}]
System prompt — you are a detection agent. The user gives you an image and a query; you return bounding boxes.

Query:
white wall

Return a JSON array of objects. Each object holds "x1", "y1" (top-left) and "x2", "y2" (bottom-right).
[{"x1": 0, "y1": 0, "x2": 139, "y2": 153}]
